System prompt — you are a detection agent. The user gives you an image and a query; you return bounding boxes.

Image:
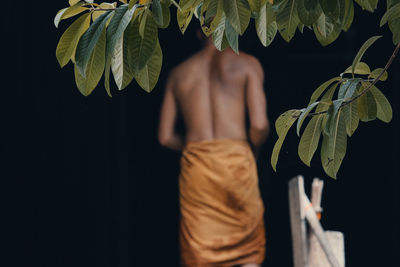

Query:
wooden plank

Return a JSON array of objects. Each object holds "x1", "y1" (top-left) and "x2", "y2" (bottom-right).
[
  {"x1": 302, "y1": 194, "x2": 341, "y2": 267},
  {"x1": 289, "y1": 176, "x2": 309, "y2": 267},
  {"x1": 309, "y1": 231, "x2": 345, "y2": 267}
]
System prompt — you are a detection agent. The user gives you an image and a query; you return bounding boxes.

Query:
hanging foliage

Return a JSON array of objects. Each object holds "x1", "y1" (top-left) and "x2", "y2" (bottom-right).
[{"x1": 55, "y1": 0, "x2": 400, "y2": 178}]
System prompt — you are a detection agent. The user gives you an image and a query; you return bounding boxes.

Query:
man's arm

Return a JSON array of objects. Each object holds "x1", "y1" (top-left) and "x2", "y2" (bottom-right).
[
  {"x1": 158, "y1": 73, "x2": 185, "y2": 151},
  {"x1": 245, "y1": 58, "x2": 270, "y2": 157}
]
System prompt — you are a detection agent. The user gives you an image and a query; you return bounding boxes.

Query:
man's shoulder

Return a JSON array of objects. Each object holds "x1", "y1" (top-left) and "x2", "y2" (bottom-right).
[{"x1": 237, "y1": 52, "x2": 263, "y2": 70}]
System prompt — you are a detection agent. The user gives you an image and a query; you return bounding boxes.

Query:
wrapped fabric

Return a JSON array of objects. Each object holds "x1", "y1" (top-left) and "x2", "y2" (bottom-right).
[{"x1": 179, "y1": 139, "x2": 265, "y2": 266}]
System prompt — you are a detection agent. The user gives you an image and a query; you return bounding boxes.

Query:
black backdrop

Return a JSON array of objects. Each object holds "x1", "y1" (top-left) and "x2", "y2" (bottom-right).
[{"x1": 1, "y1": 2, "x2": 399, "y2": 267}]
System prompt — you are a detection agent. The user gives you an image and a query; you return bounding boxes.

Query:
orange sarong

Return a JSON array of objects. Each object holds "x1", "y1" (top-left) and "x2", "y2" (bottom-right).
[{"x1": 179, "y1": 139, "x2": 265, "y2": 267}]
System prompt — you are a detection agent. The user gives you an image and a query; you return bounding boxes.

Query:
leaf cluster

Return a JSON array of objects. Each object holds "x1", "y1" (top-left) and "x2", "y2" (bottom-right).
[
  {"x1": 271, "y1": 36, "x2": 395, "y2": 178},
  {"x1": 55, "y1": 0, "x2": 400, "y2": 96}
]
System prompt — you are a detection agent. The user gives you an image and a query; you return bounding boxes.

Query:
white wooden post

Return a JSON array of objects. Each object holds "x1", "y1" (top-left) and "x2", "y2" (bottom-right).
[
  {"x1": 288, "y1": 176, "x2": 309, "y2": 267},
  {"x1": 289, "y1": 176, "x2": 345, "y2": 267}
]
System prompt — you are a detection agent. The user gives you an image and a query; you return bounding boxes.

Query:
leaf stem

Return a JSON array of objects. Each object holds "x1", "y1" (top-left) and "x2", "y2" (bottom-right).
[{"x1": 304, "y1": 41, "x2": 400, "y2": 118}]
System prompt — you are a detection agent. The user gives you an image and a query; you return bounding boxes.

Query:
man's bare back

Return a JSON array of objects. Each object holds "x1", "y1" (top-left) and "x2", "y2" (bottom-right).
[{"x1": 159, "y1": 44, "x2": 269, "y2": 154}]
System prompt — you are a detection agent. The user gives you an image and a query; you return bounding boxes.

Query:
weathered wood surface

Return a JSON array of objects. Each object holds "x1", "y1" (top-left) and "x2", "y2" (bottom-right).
[
  {"x1": 309, "y1": 231, "x2": 345, "y2": 267},
  {"x1": 289, "y1": 176, "x2": 344, "y2": 267},
  {"x1": 289, "y1": 176, "x2": 309, "y2": 267}
]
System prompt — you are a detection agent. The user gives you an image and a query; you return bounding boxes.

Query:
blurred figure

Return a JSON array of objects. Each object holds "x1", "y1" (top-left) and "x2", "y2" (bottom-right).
[{"x1": 159, "y1": 33, "x2": 269, "y2": 267}]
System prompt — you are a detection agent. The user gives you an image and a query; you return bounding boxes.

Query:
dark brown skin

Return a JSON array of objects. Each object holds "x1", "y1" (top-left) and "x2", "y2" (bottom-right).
[{"x1": 158, "y1": 40, "x2": 269, "y2": 157}]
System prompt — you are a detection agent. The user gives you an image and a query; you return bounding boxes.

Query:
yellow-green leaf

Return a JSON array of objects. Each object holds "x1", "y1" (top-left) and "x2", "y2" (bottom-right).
[
  {"x1": 76, "y1": 11, "x2": 114, "y2": 77},
  {"x1": 177, "y1": 4, "x2": 194, "y2": 34},
  {"x1": 111, "y1": 35, "x2": 135, "y2": 90},
  {"x1": 271, "y1": 109, "x2": 301, "y2": 171},
  {"x1": 276, "y1": 0, "x2": 300, "y2": 42},
  {"x1": 69, "y1": 0, "x2": 81, "y2": 6},
  {"x1": 358, "y1": 87, "x2": 377, "y2": 122},
  {"x1": 369, "y1": 68, "x2": 388, "y2": 81},
  {"x1": 369, "y1": 85, "x2": 392, "y2": 123},
  {"x1": 351, "y1": 35, "x2": 382, "y2": 75},
  {"x1": 128, "y1": 11, "x2": 158, "y2": 71},
  {"x1": 380, "y1": 2, "x2": 400, "y2": 26},
  {"x1": 55, "y1": 2, "x2": 88, "y2": 28},
  {"x1": 74, "y1": 27, "x2": 107, "y2": 96},
  {"x1": 343, "y1": 62, "x2": 371, "y2": 75},
  {"x1": 321, "y1": 110, "x2": 347, "y2": 179},
  {"x1": 298, "y1": 114, "x2": 324, "y2": 166},
  {"x1": 93, "y1": 2, "x2": 117, "y2": 22},
  {"x1": 134, "y1": 40, "x2": 163, "y2": 92},
  {"x1": 223, "y1": 0, "x2": 251, "y2": 35},
  {"x1": 255, "y1": 2, "x2": 278, "y2": 47},
  {"x1": 308, "y1": 77, "x2": 341, "y2": 106},
  {"x1": 342, "y1": 101, "x2": 359, "y2": 136},
  {"x1": 56, "y1": 13, "x2": 91, "y2": 68}
]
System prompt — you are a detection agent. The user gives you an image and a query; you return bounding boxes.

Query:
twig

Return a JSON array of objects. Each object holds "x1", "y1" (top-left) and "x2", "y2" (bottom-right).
[{"x1": 89, "y1": 4, "x2": 145, "y2": 12}]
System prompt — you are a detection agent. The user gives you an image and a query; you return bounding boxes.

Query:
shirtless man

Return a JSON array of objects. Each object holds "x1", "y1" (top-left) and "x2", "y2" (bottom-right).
[{"x1": 159, "y1": 36, "x2": 269, "y2": 267}]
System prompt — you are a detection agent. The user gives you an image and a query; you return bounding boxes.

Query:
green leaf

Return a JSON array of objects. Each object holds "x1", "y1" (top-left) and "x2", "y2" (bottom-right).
[
  {"x1": 381, "y1": 3, "x2": 400, "y2": 26},
  {"x1": 111, "y1": 35, "x2": 135, "y2": 90},
  {"x1": 297, "y1": 0, "x2": 322, "y2": 26},
  {"x1": 319, "y1": 0, "x2": 341, "y2": 21},
  {"x1": 225, "y1": 19, "x2": 239, "y2": 54},
  {"x1": 104, "y1": 59, "x2": 112, "y2": 97},
  {"x1": 74, "y1": 27, "x2": 107, "y2": 96},
  {"x1": 313, "y1": 12, "x2": 334, "y2": 38},
  {"x1": 157, "y1": 0, "x2": 171, "y2": 28},
  {"x1": 355, "y1": 0, "x2": 378, "y2": 12},
  {"x1": 321, "y1": 109, "x2": 347, "y2": 179},
  {"x1": 312, "y1": 12, "x2": 341, "y2": 46},
  {"x1": 152, "y1": 0, "x2": 164, "y2": 25},
  {"x1": 223, "y1": 0, "x2": 251, "y2": 35},
  {"x1": 213, "y1": 14, "x2": 229, "y2": 51},
  {"x1": 76, "y1": 11, "x2": 114, "y2": 77},
  {"x1": 308, "y1": 77, "x2": 341, "y2": 106},
  {"x1": 369, "y1": 85, "x2": 393, "y2": 123},
  {"x1": 296, "y1": 101, "x2": 320, "y2": 136},
  {"x1": 255, "y1": 2, "x2": 278, "y2": 47},
  {"x1": 56, "y1": 13, "x2": 91, "y2": 68},
  {"x1": 343, "y1": 62, "x2": 371, "y2": 75},
  {"x1": 315, "y1": 82, "x2": 340, "y2": 112},
  {"x1": 369, "y1": 68, "x2": 388, "y2": 81},
  {"x1": 134, "y1": 40, "x2": 163, "y2": 92},
  {"x1": 338, "y1": 78, "x2": 360, "y2": 99},
  {"x1": 389, "y1": 18, "x2": 400, "y2": 45},
  {"x1": 358, "y1": 88, "x2": 377, "y2": 122},
  {"x1": 106, "y1": 4, "x2": 137, "y2": 62},
  {"x1": 271, "y1": 109, "x2": 302, "y2": 171},
  {"x1": 324, "y1": 99, "x2": 344, "y2": 136},
  {"x1": 276, "y1": 0, "x2": 300, "y2": 42},
  {"x1": 342, "y1": 101, "x2": 359, "y2": 136},
  {"x1": 351, "y1": 35, "x2": 382, "y2": 75},
  {"x1": 128, "y1": 10, "x2": 158, "y2": 71},
  {"x1": 342, "y1": 0, "x2": 354, "y2": 31},
  {"x1": 298, "y1": 114, "x2": 324, "y2": 166}
]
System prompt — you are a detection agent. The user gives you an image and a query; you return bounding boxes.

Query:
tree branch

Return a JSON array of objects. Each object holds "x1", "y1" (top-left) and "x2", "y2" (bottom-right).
[
  {"x1": 304, "y1": 41, "x2": 400, "y2": 118},
  {"x1": 89, "y1": 5, "x2": 145, "y2": 12}
]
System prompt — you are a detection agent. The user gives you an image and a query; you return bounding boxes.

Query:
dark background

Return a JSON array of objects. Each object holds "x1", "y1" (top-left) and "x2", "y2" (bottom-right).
[{"x1": 1, "y1": 2, "x2": 399, "y2": 267}]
